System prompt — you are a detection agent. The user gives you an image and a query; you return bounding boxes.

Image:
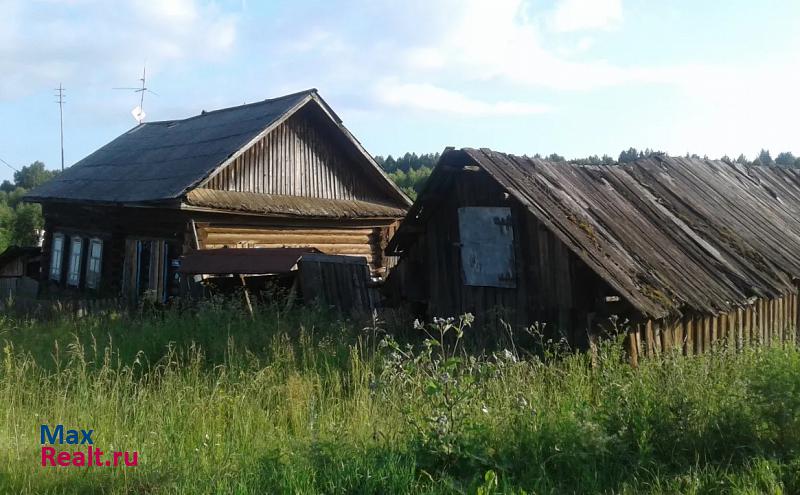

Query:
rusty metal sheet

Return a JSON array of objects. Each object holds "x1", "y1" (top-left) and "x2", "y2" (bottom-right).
[
  {"x1": 457, "y1": 207, "x2": 516, "y2": 288},
  {"x1": 178, "y1": 247, "x2": 320, "y2": 275}
]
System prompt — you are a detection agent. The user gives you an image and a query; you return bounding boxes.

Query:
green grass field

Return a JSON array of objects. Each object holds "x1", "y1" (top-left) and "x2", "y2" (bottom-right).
[{"x1": 1, "y1": 302, "x2": 800, "y2": 494}]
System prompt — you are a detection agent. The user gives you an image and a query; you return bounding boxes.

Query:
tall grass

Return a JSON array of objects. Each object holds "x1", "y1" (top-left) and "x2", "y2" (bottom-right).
[{"x1": 0, "y1": 303, "x2": 799, "y2": 494}]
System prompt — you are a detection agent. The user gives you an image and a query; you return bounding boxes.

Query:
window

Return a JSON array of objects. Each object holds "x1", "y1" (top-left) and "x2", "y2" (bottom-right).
[
  {"x1": 457, "y1": 207, "x2": 516, "y2": 288},
  {"x1": 49, "y1": 233, "x2": 65, "y2": 281},
  {"x1": 85, "y1": 239, "x2": 103, "y2": 289},
  {"x1": 66, "y1": 237, "x2": 83, "y2": 287}
]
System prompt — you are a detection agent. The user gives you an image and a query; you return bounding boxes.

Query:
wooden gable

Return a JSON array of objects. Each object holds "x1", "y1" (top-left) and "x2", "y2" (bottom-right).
[{"x1": 202, "y1": 102, "x2": 402, "y2": 205}]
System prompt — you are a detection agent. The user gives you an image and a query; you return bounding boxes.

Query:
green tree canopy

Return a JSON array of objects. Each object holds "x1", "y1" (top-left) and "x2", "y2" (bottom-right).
[
  {"x1": 0, "y1": 160, "x2": 58, "y2": 251},
  {"x1": 13, "y1": 161, "x2": 59, "y2": 189}
]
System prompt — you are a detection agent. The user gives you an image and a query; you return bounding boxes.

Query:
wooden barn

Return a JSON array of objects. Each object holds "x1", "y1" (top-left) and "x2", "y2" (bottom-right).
[
  {"x1": 387, "y1": 148, "x2": 800, "y2": 360},
  {"x1": 25, "y1": 89, "x2": 410, "y2": 303}
]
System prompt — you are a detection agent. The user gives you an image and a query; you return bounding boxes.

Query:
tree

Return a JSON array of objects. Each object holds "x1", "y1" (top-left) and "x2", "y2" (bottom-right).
[
  {"x1": 618, "y1": 148, "x2": 639, "y2": 163},
  {"x1": 13, "y1": 161, "x2": 59, "y2": 189},
  {"x1": 0, "y1": 203, "x2": 13, "y2": 252},
  {"x1": 10, "y1": 203, "x2": 43, "y2": 246},
  {"x1": 0, "y1": 160, "x2": 58, "y2": 250},
  {"x1": 775, "y1": 152, "x2": 796, "y2": 167},
  {"x1": 758, "y1": 149, "x2": 773, "y2": 166},
  {"x1": 0, "y1": 180, "x2": 14, "y2": 193}
]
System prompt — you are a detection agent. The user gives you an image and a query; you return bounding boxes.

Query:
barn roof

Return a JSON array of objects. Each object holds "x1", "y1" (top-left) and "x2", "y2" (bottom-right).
[
  {"x1": 25, "y1": 89, "x2": 410, "y2": 208},
  {"x1": 389, "y1": 148, "x2": 800, "y2": 319}
]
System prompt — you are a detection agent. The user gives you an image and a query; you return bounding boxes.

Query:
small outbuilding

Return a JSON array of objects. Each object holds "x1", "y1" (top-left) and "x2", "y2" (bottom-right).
[
  {"x1": 0, "y1": 246, "x2": 41, "y2": 300},
  {"x1": 387, "y1": 148, "x2": 800, "y2": 359}
]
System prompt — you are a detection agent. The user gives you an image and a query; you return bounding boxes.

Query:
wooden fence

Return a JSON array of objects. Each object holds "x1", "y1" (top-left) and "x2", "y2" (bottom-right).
[{"x1": 627, "y1": 293, "x2": 799, "y2": 366}]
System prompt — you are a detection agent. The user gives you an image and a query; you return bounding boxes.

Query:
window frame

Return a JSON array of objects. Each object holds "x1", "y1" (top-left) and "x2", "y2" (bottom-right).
[
  {"x1": 66, "y1": 236, "x2": 83, "y2": 287},
  {"x1": 49, "y1": 233, "x2": 65, "y2": 281},
  {"x1": 85, "y1": 238, "x2": 103, "y2": 289}
]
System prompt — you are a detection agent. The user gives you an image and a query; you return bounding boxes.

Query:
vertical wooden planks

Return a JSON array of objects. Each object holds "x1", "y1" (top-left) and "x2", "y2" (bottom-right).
[
  {"x1": 628, "y1": 295, "x2": 799, "y2": 364},
  {"x1": 685, "y1": 317, "x2": 694, "y2": 356},
  {"x1": 672, "y1": 319, "x2": 683, "y2": 355},
  {"x1": 628, "y1": 328, "x2": 639, "y2": 367},
  {"x1": 711, "y1": 316, "x2": 719, "y2": 347},
  {"x1": 727, "y1": 309, "x2": 736, "y2": 352},
  {"x1": 703, "y1": 316, "x2": 711, "y2": 353},
  {"x1": 744, "y1": 307, "x2": 753, "y2": 349},
  {"x1": 790, "y1": 294, "x2": 800, "y2": 345},
  {"x1": 203, "y1": 109, "x2": 390, "y2": 203},
  {"x1": 645, "y1": 320, "x2": 655, "y2": 358}
]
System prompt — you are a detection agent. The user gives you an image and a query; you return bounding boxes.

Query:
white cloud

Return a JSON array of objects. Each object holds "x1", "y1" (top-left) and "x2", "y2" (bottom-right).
[
  {"x1": 550, "y1": 0, "x2": 623, "y2": 33},
  {"x1": 393, "y1": 0, "x2": 641, "y2": 91},
  {"x1": 378, "y1": 82, "x2": 551, "y2": 116},
  {"x1": 0, "y1": 0, "x2": 238, "y2": 100}
]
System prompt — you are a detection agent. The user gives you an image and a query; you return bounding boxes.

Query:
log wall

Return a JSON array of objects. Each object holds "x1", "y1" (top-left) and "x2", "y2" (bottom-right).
[{"x1": 194, "y1": 222, "x2": 397, "y2": 276}]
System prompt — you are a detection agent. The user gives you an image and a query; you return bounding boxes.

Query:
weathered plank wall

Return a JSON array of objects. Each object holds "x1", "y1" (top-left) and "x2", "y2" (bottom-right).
[
  {"x1": 204, "y1": 105, "x2": 385, "y2": 203},
  {"x1": 0, "y1": 258, "x2": 24, "y2": 277},
  {"x1": 391, "y1": 168, "x2": 622, "y2": 344},
  {"x1": 298, "y1": 254, "x2": 376, "y2": 313},
  {"x1": 627, "y1": 292, "x2": 799, "y2": 365},
  {"x1": 0, "y1": 276, "x2": 39, "y2": 300}
]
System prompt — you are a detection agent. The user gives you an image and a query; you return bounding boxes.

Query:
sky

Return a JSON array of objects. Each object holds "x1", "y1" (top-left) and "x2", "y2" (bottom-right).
[{"x1": 1, "y1": 0, "x2": 799, "y2": 182}]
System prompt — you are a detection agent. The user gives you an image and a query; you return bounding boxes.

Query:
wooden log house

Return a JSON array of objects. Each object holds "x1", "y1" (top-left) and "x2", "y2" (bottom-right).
[
  {"x1": 387, "y1": 148, "x2": 800, "y2": 359},
  {"x1": 25, "y1": 89, "x2": 410, "y2": 302}
]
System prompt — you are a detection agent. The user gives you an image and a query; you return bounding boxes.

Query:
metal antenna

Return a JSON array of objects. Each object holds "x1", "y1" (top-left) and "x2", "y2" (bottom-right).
[
  {"x1": 114, "y1": 65, "x2": 158, "y2": 124},
  {"x1": 55, "y1": 83, "x2": 65, "y2": 171}
]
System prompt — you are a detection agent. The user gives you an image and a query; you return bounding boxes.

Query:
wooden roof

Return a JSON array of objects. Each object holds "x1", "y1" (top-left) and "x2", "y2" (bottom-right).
[
  {"x1": 389, "y1": 148, "x2": 800, "y2": 319},
  {"x1": 184, "y1": 188, "x2": 407, "y2": 219}
]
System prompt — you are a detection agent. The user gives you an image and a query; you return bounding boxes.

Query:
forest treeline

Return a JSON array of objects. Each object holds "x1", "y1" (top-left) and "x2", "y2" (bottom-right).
[{"x1": 376, "y1": 148, "x2": 800, "y2": 199}]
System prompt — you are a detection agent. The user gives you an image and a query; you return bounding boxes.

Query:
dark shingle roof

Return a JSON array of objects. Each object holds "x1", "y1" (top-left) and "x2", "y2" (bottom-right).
[
  {"x1": 26, "y1": 89, "x2": 317, "y2": 203},
  {"x1": 390, "y1": 148, "x2": 800, "y2": 319}
]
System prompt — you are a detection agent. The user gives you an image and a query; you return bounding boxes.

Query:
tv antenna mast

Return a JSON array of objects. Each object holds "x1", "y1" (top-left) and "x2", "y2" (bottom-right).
[
  {"x1": 113, "y1": 65, "x2": 158, "y2": 124},
  {"x1": 55, "y1": 83, "x2": 65, "y2": 171}
]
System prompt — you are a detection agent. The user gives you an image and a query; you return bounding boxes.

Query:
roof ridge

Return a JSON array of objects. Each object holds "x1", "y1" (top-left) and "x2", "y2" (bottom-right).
[{"x1": 142, "y1": 88, "x2": 317, "y2": 126}]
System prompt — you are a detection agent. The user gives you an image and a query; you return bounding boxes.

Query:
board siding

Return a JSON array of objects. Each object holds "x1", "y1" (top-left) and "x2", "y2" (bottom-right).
[
  {"x1": 205, "y1": 107, "x2": 386, "y2": 203},
  {"x1": 390, "y1": 169, "x2": 625, "y2": 344}
]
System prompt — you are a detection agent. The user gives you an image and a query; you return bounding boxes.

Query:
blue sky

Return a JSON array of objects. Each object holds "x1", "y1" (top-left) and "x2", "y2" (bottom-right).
[{"x1": 1, "y1": 0, "x2": 799, "y2": 182}]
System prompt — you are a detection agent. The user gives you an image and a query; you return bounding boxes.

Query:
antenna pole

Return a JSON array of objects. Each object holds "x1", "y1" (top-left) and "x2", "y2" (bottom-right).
[
  {"x1": 139, "y1": 66, "x2": 146, "y2": 109},
  {"x1": 55, "y1": 83, "x2": 65, "y2": 171}
]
